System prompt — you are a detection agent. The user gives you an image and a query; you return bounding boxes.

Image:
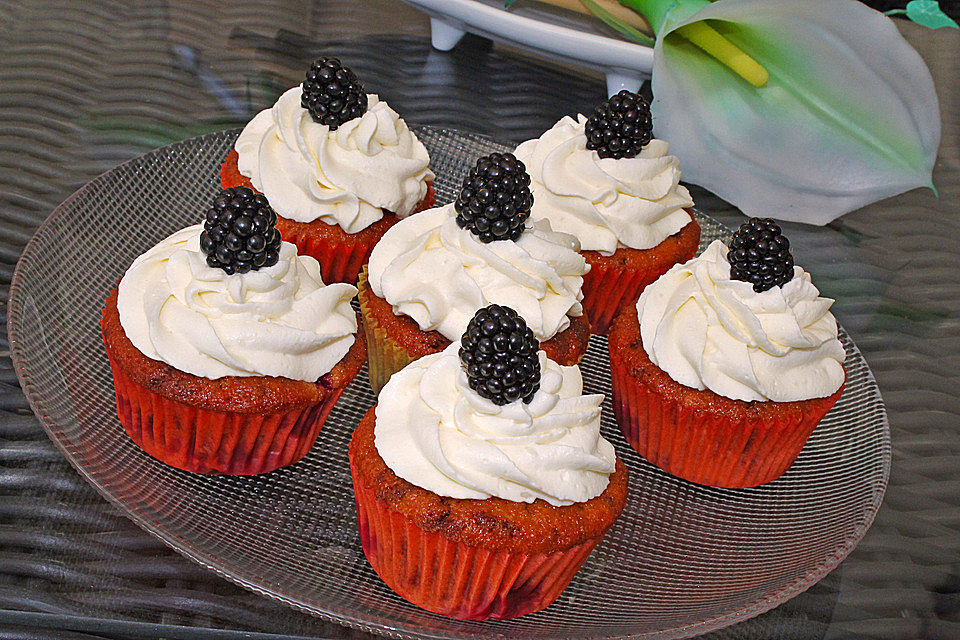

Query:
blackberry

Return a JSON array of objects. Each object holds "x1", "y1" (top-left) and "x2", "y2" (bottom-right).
[
  {"x1": 728, "y1": 218, "x2": 795, "y2": 292},
  {"x1": 200, "y1": 186, "x2": 282, "y2": 275},
  {"x1": 301, "y1": 57, "x2": 367, "y2": 129},
  {"x1": 584, "y1": 90, "x2": 653, "y2": 159},
  {"x1": 459, "y1": 305, "x2": 540, "y2": 406},
  {"x1": 454, "y1": 152, "x2": 533, "y2": 243}
]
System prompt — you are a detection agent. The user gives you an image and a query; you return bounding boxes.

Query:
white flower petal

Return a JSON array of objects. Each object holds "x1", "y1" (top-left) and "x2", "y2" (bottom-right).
[{"x1": 651, "y1": 0, "x2": 940, "y2": 225}]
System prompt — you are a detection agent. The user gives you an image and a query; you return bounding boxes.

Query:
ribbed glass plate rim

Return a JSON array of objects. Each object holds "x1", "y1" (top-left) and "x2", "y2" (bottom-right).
[{"x1": 8, "y1": 127, "x2": 891, "y2": 640}]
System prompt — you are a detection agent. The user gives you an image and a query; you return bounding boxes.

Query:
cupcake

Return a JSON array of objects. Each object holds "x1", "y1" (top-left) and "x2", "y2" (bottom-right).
[
  {"x1": 350, "y1": 306, "x2": 628, "y2": 619},
  {"x1": 608, "y1": 219, "x2": 846, "y2": 488},
  {"x1": 220, "y1": 57, "x2": 435, "y2": 285},
  {"x1": 360, "y1": 152, "x2": 593, "y2": 394},
  {"x1": 515, "y1": 90, "x2": 700, "y2": 334},
  {"x1": 101, "y1": 187, "x2": 366, "y2": 475}
]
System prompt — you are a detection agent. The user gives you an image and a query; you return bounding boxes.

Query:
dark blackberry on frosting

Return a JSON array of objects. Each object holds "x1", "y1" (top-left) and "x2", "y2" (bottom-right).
[
  {"x1": 301, "y1": 57, "x2": 367, "y2": 129},
  {"x1": 728, "y1": 217, "x2": 795, "y2": 292},
  {"x1": 200, "y1": 186, "x2": 282, "y2": 275},
  {"x1": 459, "y1": 305, "x2": 541, "y2": 405},
  {"x1": 584, "y1": 90, "x2": 653, "y2": 160},
  {"x1": 454, "y1": 152, "x2": 534, "y2": 243}
]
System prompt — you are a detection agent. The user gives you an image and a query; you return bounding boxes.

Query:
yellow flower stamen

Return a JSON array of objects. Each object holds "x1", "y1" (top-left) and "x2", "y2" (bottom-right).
[{"x1": 676, "y1": 21, "x2": 769, "y2": 87}]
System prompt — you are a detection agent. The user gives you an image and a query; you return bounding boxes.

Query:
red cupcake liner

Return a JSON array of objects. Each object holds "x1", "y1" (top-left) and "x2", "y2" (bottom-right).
[
  {"x1": 580, "y1": 256, "x2": 663, "y2": 335},
  {"x1": 580, "y1": 216, "x2": 700, "y2": 335},
  {"x1": 274, "y1": 185, "x2": 436, "y2": 286},
  {"x1": 609, "y1": 352, "x2": 843, "y2": 488},
  {"x1": 350, "y1": 462, "x2": 599, "y2": 620},
  {"x1": 106, "y1": 350, "x2": 344, "y2": 475},
  {"x1": 274, "y1": 218, "x2": 384, "y2": 286}
]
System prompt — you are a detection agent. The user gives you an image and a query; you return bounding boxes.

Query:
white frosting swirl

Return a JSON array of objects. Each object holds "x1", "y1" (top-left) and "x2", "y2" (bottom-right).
[
  {"x1": 367, "y1": 204, "x2": 588, "y2": 342},
  {"x1": 637, "y1": 240, "x2": 845, "y2": 402},
  {"x1": 515, "y1": 115, "x2": 694, "y2": 255},
  {"x1": 118, "y1": 225, "x2": 358, "y2": 381},
  {"x1": 235, "y1": 87, "x2": 434, "y2": 233},
  {"x1": 375, "y1": 344, "x2": 615, "y2": 506}
]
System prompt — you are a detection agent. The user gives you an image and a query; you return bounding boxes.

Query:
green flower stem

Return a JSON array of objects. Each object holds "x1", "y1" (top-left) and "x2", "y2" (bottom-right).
[
  {"x1": 619, "y1": 0, "x2": 711, "y2": 34},
  {"x1": 620, "y1": 0, "x2": 770, "y2": 86}
]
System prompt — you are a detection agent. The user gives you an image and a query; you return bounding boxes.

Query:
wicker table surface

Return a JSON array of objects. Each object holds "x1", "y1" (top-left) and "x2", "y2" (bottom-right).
[{"x1": 1, "y1": 2, "x2": 957, "y2": 639}]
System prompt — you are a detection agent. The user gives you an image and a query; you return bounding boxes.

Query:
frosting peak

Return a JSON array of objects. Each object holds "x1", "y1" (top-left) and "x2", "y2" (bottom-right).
[
  {"x1": 515, "y1": 115, "x2": 694, "y2": 255},
  {"x1": 118, "y1": 225, "x2": 358, "y2": 381},
  {"x1": 637, "y1": 240, "x2": 845, "y2": 402},
  {"x1": 235, "y1": 87, "x2": 434, "y2": 233},
  {"x1": 367, "y1": 204, "x2": 588, "y2": 342},
  {"x1": 374, "y1": 344, "x2": 615, "y2": 506}
]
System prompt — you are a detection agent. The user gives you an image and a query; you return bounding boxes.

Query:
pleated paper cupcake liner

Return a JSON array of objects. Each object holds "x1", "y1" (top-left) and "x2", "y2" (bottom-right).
[
  {"x1": 350, "y1": 459, "x2": 600, "y2": 620},
  {"x1": 580, "y1": 257, "x2": 659, "y2": 335},
  {"x1": 609, "y1": 352, "x2": 842, "y2": 488},
  {"x1": 580, "y1": 218, "x2": 700, "y2": 335},
  {"x1": 106, "y1": 350, "x2": 344, "y2": 475},
  {"x1": 275, "y1": 217, "x2": 387, "y2": 286},
  {"x1": 357, "y1": 267, "x2": 422, "y2": 394}
]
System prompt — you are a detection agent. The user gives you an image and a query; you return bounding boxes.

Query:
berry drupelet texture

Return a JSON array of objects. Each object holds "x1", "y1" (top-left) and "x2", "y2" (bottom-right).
[
  {"x1": 728, "y1": 218, "x2": 795, "y2": 292},
  {"x1": 200, "y1": 186, "x2": 282, "y2": 275},
  {"x1": 301, "y1": 57, "x2": 367, "y2": 129},
  {"x1": 459, "y1": 305, "x2": 541, "y2": 406},
  {"x1": 454, "y1": 152, "x2": 534, "y2": 243},
  {"x1": 584, "y1": 90, "x2": 653, "y2": 160}
]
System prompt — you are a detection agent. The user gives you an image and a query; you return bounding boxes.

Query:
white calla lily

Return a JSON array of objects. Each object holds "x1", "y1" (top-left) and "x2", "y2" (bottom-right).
[{"x1": 648, "y1": 0, "x2": 940, "y2": 225}]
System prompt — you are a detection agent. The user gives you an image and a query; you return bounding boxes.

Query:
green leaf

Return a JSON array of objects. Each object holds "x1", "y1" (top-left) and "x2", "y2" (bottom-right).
[
  {"x1": 504, "y1": 0, "x2": 521, "y2": 7},
  {"x1": 581, "y1": 0, "x2": 655, "y2": 45},
  {"x1": 905, "y1": 0, "x2": 959, "y2": 29}
]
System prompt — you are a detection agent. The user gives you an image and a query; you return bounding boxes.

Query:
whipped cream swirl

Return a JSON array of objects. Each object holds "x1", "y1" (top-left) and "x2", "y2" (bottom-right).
[
  {"x1": 637, "y1": 240, "x2": 845, "y2": 402},
  {"x1": 375, "y1": 344, "x2": 615, "y2": 506},
  {"x1": 515, "y1": 115, "x2": 694, "y2": 255},
  {"x1": 118, "y1": 225, "x2": 358, "y2": 381},
  {"x1": 367, "y1": 204, "x2": 588, "y2": 342},
  {"x1": 235, "y1": 87, "x2": 434, "y2": 233}
]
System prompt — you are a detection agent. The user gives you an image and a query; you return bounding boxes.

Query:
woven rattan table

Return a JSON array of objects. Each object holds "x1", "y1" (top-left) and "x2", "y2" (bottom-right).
[{"x1": 1, "y1": 2, "x2": 958, "y2": 639}]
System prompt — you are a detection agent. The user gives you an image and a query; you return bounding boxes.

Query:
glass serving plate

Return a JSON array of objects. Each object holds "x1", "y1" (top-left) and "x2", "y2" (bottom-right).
[{"x1": 7, "y1": 127, "x2": 890, "y2": 640}]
